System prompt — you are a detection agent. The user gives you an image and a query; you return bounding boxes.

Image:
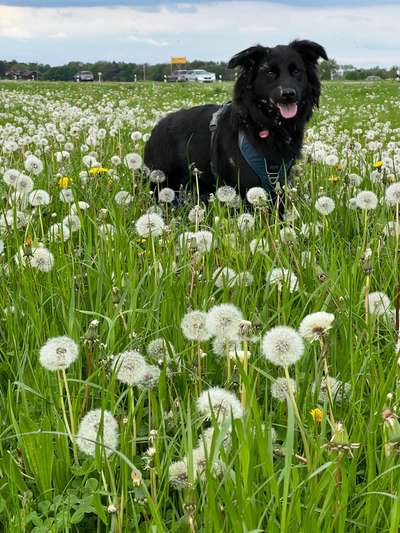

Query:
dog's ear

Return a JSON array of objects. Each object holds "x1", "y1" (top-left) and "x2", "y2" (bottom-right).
[
  {"x1": 289, "y1": 40, "x2": 328, "y2": 65},
  {"x1": 228, "y1": 45, "x2": 268, "y2": 69}
]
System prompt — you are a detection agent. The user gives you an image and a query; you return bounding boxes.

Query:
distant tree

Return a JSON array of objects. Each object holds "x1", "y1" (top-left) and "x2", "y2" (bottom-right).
[{"x1": 319, "y1": 59, "x2": 338, "y2": 80}]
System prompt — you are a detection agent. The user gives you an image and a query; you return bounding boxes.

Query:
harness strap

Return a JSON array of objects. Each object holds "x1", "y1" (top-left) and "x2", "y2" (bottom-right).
[
  {"x1": 238, "y1": 131, "x2": 293, "y2": 193},
  {"x1": 210, "y1": 102, "x2": 232, "y2": 179},
  {"x1": 209, "y1": 102, "x2": 294, "y2": 192}
]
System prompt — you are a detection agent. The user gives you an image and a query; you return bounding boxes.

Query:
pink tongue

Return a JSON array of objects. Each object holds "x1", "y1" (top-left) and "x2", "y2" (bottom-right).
[
  {"x1": 259, "y1": 129, "x2": 269, "y2": 138},
  {"x1": 277, "y1": 102, "x2": 298, "y2": 119}
]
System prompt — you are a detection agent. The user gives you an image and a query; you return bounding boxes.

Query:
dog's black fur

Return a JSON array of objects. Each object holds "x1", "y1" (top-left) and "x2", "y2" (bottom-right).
[{"x1": 144, "y1": 40, "x2": 327, "y2": 198}]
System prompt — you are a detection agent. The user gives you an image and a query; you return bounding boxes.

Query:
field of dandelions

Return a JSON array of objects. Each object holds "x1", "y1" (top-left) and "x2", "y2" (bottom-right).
[{"x1": 1, "y1": 78, "x2": 400, "y2": 532}]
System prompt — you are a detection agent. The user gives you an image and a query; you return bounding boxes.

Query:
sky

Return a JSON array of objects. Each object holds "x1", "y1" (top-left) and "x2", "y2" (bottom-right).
[{"x1": 0, "y1": 0, "x2": 399, "y2": 68}]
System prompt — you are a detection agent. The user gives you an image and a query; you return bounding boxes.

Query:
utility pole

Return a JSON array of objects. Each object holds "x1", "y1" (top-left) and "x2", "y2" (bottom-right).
[{"x1": 143, "y1": 63, "x2": 146, "y2": 81}]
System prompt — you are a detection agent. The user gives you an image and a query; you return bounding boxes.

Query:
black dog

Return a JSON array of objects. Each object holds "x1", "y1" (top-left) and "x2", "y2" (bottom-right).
[{"x1": 144, "y1": 40, "x2": 327, "y2": 201}]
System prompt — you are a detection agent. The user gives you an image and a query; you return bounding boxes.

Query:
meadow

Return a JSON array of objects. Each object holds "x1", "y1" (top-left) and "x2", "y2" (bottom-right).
[{"x1": 1, "y1": 78, "x2": 400, "y2": 532}]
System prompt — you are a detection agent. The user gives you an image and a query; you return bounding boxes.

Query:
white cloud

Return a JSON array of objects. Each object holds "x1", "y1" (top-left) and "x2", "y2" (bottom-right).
[
  {"x1": 49, "y1": 32, "x2": 68, "y2": 39},
  {"x1": 0, "y1": 2, "x2": 398, "y2": 66},
  {"x1": 127, "y1": 35, "x2": 168, "y2": 47}
]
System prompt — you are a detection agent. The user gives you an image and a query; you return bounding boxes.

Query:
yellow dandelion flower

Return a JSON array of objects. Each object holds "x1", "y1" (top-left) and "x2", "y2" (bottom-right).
[
  {"x1": 310, "y1": 407, "x2": 323, "y2": 423},
  {"x1": 373, "y1": 161, "x2": 383, "y2": 169},
  {"x1": 58, "y1": 176, "x2": 70, "y2": 188},
  {"x1": 89, "y1": 167, "x2": 110, "y2": 176},
  {"x1": 25, "y1": 235, "x2": 33, "y2": 247},
  {"x1": 328, "y1": 175, "x2": 340, "y2": 183}
]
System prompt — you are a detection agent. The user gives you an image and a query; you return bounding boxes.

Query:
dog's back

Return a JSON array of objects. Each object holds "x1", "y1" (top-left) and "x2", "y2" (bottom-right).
[{"x1": 144, "y1": 104, "x2": 219, "y2": 193}]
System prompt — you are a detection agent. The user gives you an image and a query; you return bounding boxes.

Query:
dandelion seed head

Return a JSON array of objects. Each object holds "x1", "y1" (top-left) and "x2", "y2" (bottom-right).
[
  {"x1": 216, "y1": 186, "x2": 236, "y2": 203},
  {"x1": 206, "y1": 303, "x2": 243, "y2": 340},
  {"x1": 76, "y1": 409, "x2": 119, "y2": 457},
  {"x1": 356, "y1": 190, "x2": 378, "y2": 210},
  {"x1": 135, "y1": 213, "x2": 165, "y2": 238},
  {"x1": 39, "y1": 335, "x2": 79, "y2": 371},
  {"x1": 315, "y1": 196, "x2": 335, "y2": 215},
  {"x1": 197, "y1": 387, "x2": 243, "y2": 423},
  {"x1": 262, "y1": 326, "x2": 304, "y2": 367},
  {"x1": 270, "y1": 377, "x2": 297, "y2": 401},
  {"x1": 299, "y1": 312, "x2": 335, "y2": 341},
  {"x1": 181, "y1": 310, "x2": 212, "y2": 342},
  {"x1": 111, "y1": 350, "x2": 148, "y2": 386},
  {"x1": 368, "y1": 291, "x2": 391, "y2": 316}
]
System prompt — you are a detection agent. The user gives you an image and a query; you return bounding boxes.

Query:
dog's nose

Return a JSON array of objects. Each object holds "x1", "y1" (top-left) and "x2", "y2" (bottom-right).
[{"x1": 281, "y1": 88, "x2": 297, "y2": 100}]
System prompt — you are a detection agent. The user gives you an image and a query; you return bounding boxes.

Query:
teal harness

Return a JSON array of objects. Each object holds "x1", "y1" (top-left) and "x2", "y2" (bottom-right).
[{"x1": 210, "y1": 102, "x2": 294, "y2": 193}]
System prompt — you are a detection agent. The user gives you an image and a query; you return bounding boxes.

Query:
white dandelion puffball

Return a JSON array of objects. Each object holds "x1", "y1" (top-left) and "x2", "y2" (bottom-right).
[
  {"x1": 212, "y1": 336, "x2": 241, "y2": 357},
  {"x1": 271, "y1": 377, "x2": 297, "y2": 401},
  {"x1": 383, "y1": 221, "x2": 400, "y2": 237},
  {"x1": 63, "y1": 214, "x2": 81, "y2": 233},
  {"x1": 206, "y1": 303, "x2": 243, "y2": 340},
  {"x1": 31, "y1": 247, "x2": 54, "y2": 272},
  {"x1": 147, "y1": 337, "x2": 175, "y2": 362},
  {"x1": 29, "y1": 189, "x2": 51, "y2": 207},
  {"x1": 3, "y1": 168, "x2": 20, "y2": 186},
  {"x1": 158, "y1": 187, "x2": 175, "y2": 203},
  {"x1": 194, "y1": 231, "x2": 214, "y2": 253},
  {"x1": 197, "y1": 387, "x2": 243, "y2": 422},
  {"x1": 114, "y1": 190, "x2": 133, "y2": 206},
  {"x1": 169, "y1": 459, "x2": 191, "y2": 489},
  {"x1": 188, "y1": 206, "x2": 206, "y2": 224},
  {"x1": 213, "y1": 267, "x2": 237, "y2": 289},
  {"x1": 385, "y1": 182, "x2": 400, "y2": 206},
  {"x1": 39, "y1": 335, "x2": 79, "y2": 371},
  {"x1": 325, "y1": 154, "x2": 338, "y2": 166},
  {"x1": 124, "y1": 152, "x2": 142, "y2": 170},
  {"x1": 246, "y1": 187, "x2": 268, "y2": 206},
  {"x1": 237, "y1": 213, "x2": 255, "y2": 232},
  {"x1": 59, "y1": 189, "x2": 74, "y2": 203},
  {"x1": 70, "y1": 201, "x2": 90, "y2": 214},
  {"x1": 135, "y1": 213, "x2": 165, "y2": 238},
  {"x1": 315, "y1": 196, "x2": 335, "y2": 215},
  {"x1": 15, "y1": 174, "x2": 34, "y2": 194},
  {"x1": 314, "y1": 377, "x2": 351, "y2": 405},
  {"x1": 266, "y1": 268, "x2": 298, "y2": 293},
  {"x1": 262, "y1": 326, "x2": 304, "y2": 367},
  {"x1": 368, "y1": 291, "x2": 391, "y2": 316},
  {"x1": 48, "y1": 223, "x2": 70, "y2": 242},
  {"x1": 138, "y1": 364, "x2": 161, "y2": 390},
  {"x1": 299, "y1": 312, "x2": 335, "y2": 341},
  {"x1": 216, "y1": 186, "x2": 236, "y2": 203},
  {"x1": 24, "y1": 154, "x2": 44, "y2": 175},
  {"x1": 149, "y1": 169, "x2": 166, "y2": 184},
  {"x1": 355, "y1": 190, "x2": 378, "y2": 210},
  {"x1": 76, "y1": 409, "x2": 119, "y2": 457},
  {"x1": 111, "y1": 350, "x2": 148, "y2": 386},
  {"x1": 181, "y1": 310, "x2": 212, "y2": 342},
  {"x1": 348, "y1": 173, "x2": 363, "y2": 187},
  {"x1": 249, "y1": 238, "x2": 268, "y2": 255},
  {"x1": 98, "y1": 224, "x2": 116, "y2": 239}
]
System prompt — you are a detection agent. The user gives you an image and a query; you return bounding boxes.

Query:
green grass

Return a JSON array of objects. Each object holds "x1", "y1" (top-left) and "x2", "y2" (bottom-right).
[{"x1": 1, "y1": 79, "x2": 400, "y2": 532}]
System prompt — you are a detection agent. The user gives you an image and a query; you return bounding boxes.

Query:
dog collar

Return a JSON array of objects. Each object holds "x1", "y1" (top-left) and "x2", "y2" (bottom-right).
[{"x1": 238, "y1": 131, "x2": 293, "y2": 193}]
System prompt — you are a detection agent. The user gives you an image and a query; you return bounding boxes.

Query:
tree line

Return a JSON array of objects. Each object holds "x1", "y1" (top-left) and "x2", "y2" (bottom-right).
[{"x1": 0, "y1": 58, "x2": 399, "y2": 82}]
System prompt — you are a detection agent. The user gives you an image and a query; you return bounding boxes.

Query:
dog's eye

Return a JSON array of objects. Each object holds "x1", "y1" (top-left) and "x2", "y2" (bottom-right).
[
  {"x1": 290, "y1": 66, "x2": 303, "y2": 76},
  {"x1": 263, "y1": 68, "x2": 277, "y2": 77}
]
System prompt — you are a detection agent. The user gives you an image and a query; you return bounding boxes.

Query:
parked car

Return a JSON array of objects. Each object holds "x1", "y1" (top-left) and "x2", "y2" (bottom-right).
[
  {"x1": 166, "y1": 70, "x2": 188, "y2": 82},
  {"x1": 366, "y1": 75, "x2": 382, "y2": 81},
  {"x1": 73, "y1": 71, "x2": 94, "y2": 82},
  {"x1": 186, "y1": 69, "x2": 216, "y2": 83}
]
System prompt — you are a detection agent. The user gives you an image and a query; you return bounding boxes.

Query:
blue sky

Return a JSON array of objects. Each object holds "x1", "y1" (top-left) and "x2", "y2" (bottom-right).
[
  {"x1": 2, "y1": 0, "x2": 400, "y2": 5},
  {"x1": 0, "y1": 1, "x2": 399, "y2": 67}
]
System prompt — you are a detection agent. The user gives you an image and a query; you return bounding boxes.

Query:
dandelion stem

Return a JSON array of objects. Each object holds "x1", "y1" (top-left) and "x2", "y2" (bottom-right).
[
  {"x1": 58, "y1": 371, "x2": 78, "y2": 463},
  {"x1": 240, "y1": 341, "x2": 249, "y2": 408},
  {"x1": 283, "y1": 365, "x2": 311, "y2": 466}
]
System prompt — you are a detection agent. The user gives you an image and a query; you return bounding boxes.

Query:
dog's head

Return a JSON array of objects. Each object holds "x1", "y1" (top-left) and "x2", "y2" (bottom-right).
[{"x1": 229, "y1": 40, "x2": 327, "y2": 127}]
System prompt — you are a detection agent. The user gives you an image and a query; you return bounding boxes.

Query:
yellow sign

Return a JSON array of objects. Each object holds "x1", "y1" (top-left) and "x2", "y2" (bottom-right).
[{"x1": 171, "y1": 56, "x2": 187, "y2": 65}]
